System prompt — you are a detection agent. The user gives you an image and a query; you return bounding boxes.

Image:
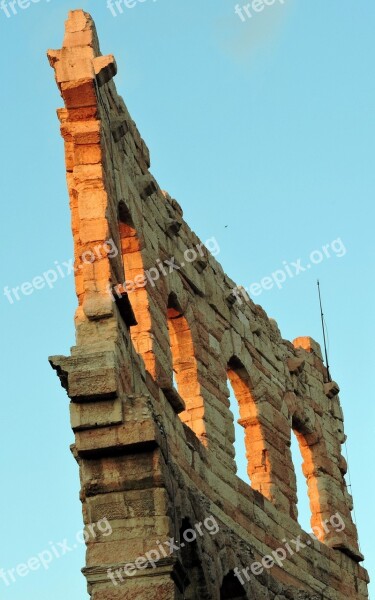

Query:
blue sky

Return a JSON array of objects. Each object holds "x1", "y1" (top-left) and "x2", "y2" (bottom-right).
[{"x1": 0, "y1": 1, "x2": 374, "y2": 598}]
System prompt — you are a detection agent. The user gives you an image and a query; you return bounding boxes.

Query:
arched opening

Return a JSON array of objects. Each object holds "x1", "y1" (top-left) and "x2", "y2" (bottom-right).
[
  {"x1": 291, "y1": 413, "x2": 325, "y2": 535},
  {"x1": 290, "y1": 427, "x2": 311, "y2": 532},
  {"x1": 220, "y1": 570, "x2": 247, "y2": 600},
  {"x1": 167, "y1": 293, "x2": 206, "y2": 441},
  {"x1": 227, "y1": 385, "x2": 249, "y2": 484},
  {"x1": 179, "y1": 518, "x2": 209, "y2": 599},
  {"x1": 290, "y1": 415, "x2": 358, "y2": 555},
  {"x1": 115, "y1": 201, "x2": 156, "y2": 377},
  {"x1": 227, "y1": 357, "x2": 261, "y2": 486}
]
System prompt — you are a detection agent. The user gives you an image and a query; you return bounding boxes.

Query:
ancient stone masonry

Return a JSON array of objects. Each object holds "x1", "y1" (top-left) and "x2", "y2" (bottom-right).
[{"x1": 48, "y1": 10, "x2": 369, "y2": 600}]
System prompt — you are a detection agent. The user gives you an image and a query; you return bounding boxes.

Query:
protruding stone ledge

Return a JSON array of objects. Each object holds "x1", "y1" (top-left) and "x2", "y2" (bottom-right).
[
  {"x1": 70, "y1": 397, "x2": 123, "y2": 431},
  {"x1": 55, "y1": 51, "x2": 95, "y2": 85},
  {"x1": 60, "y1": 119, "x2": 101, "y2": 145},
  {"x1": 83, "y1": 292, "x2": 114, "y2": 321},
  {"x1": 136, "y1": 174, "x2": 158, "y2": 200},
  {"x1": 226, "y1": 292, "x2": 237, "y2": 307},
  {"x1": 324, "y1": 380, "x2": 340, "y2": 398},
  {"x1": 328, "y1": 538, "x2": 365, "y2": 563},
  {"x1": 293, "y1": 336, "x2": 323, "y2": 360},
  {"x1": 93, "y1": 54, "x2": 117, "y2": 87},
  {"x1": 82, "y1": 557, "x2": 181, "y2": 592},
  {"x1": 61, "y1": 79, "x2": 98, "y2": 110},
  {"x1": 166, "y1": 217, "x2": 182, "y2": 238},
  {"x1": 74, "y1": 394, "x2": 163, "y2": 456},
  {"x1": 75, "y1": 420, "x2": 158, "y2": 457},
  {"x1": 162, "y1": 386, "x2": 186, "y2": 414},
  {"x1": 287, "y1": 357, "x2": 305, "y2": 375},
  {"x1": 111, "y1": 116, "x2": 129, "y2": 142},
  {"x1": 49, "y1": 351, "x2": 119, "y2": 402},
  {"x1": 195, "y1": 258, "x2": 208, "y2": 273}
]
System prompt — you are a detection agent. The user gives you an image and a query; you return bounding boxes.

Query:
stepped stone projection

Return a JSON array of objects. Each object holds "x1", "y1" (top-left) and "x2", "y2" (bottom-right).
[{"x1": 48, "y1": 10, "x2": 369, "y2": 600}]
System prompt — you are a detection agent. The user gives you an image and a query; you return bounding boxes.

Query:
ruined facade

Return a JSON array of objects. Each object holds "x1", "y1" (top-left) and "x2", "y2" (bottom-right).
[{"x1": 48, "y1": 11, "x2": 369, "y2": 600}]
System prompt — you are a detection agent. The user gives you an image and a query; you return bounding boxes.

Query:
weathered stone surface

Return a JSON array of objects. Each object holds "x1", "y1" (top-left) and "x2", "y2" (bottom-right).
[{"x1": 48, "y1": 10, "x2": 368, "y2": 600}]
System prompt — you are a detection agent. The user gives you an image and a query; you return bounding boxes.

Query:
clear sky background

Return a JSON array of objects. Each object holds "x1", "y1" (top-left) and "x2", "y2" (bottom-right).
[{"x1": 0, "y1": 1, "x2": 374, "y2": 598}]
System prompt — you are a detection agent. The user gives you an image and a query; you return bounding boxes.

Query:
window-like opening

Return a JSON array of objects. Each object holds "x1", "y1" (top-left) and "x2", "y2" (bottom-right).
[
  {"x1": 220, "y1": 571, "x2": 247, "y2": 600},
  {"x1": 227, "y1": 386, "x2": 249, "y2": 484},
  {"x1": 290, "y1": 428, "x2": 311, "y2": 532},
  {"x1": 227, "y1": 357, "x2": 259, "y2": 486},
  {"x1": 291, "y1": 413, "x2": 325, "y2": 534},
  {"x1": 167, "y1": 293, "x2": 206, "y2": 441},
  {"x1": 117, "y1": 201, "x2": 156, "y2": 376},
  {"x1": 290, "y1": 414, "x2": 347, "y2": 545}
]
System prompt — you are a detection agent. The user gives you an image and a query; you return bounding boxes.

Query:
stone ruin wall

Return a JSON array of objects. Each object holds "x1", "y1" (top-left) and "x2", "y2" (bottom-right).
[{"x1": 48, "y1": 10, "x2": 369, "y2": 600}]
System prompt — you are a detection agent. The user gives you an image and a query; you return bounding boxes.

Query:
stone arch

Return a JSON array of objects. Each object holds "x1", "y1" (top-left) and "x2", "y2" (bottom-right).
[
  {"x1": 284, "y1": 393, "x2": 358, "y2": 554},
  {"x1": 167, "y1": 292, "x2": 207, "y2": 441},
  {"x1": 227, "y1": 358, "x2": 296, "y2": 515},
  {"x1": 291, "y1": 407, "x2": 330, "y2": 536},
  {"x1": 114, "y1": 200, "x2": 160, "y2": 379},
  {"x1": 288, "y1": 397, "x2": 347, "y2": 545},
  {"x1": 226, "y1": 356, "x2": 269, "y2": 491}
]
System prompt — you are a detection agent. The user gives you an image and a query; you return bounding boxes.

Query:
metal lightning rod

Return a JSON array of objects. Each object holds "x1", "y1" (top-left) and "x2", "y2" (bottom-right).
[{"x1": 317, "y1": 280, "x2": 331, "y2": 382}]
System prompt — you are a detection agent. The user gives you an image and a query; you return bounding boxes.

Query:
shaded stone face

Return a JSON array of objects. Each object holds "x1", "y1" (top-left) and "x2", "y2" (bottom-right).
[{"x1": 47, "y1": 10, "x2": 369, "y2": 600}]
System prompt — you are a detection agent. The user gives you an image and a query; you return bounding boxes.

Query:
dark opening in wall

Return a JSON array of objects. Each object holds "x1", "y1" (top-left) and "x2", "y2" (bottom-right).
[{"x1": 220, "y1": 570, "x2": 248, "y2": 600}]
